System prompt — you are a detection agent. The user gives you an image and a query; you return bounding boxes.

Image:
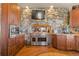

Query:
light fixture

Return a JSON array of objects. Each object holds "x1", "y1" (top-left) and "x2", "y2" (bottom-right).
[
  {"x1": 24, "y1": 6, "x2": 30, "y2": 12},
  {"x1": 17, "y1": 6, "x2": 20, "y2": 9},
  {"x1": 47, "y1": 5, "x2": 58, "y2": 19},
  {"x1": 50, "y1": 5, "x2": 54, "y2": 9},
  {"x1": 25, "y1": 6, "x2": 29, "y2": 9},
  {"x1": 50, "y1": 5, "x2": 54, "y2": 8},
  {"x1": 22, "y1": 6, "x2": 31, "y2": 17}
]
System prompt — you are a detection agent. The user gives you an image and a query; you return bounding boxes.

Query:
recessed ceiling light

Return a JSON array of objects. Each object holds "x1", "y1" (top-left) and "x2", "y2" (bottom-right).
[
  {"x1": 25, "y1": 6, "x2": 29, "y2": 9},
  {"x1": 17, "y1": 6, "x2": 20, "y2": 9},
  {"x1": 50, "y1": 5, "x2": 54, "y2": 8}
]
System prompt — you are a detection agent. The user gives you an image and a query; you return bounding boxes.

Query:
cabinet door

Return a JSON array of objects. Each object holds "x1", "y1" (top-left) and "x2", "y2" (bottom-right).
[
  {"x1": 57, "y1": 35, "x2": 66, "y2": 50},
  {"x1": 0, "y1": 4, "x2": 1, "y2": 55},
  {"x1": 8, "y1": 4, "x2": 20, "y2": 26},
  {"x1": 70, "y1": 9, "x2": 79, "y2": 27},
  {"x1": 0, "y1": 40, "x2": 1, "y2": 56},
  {"x1": 66, "y1": 35, "x2": 75, "y2": 50},
  {"x1": 21, "y1": 35, "x2": 25, "y2": 46},
  {"x1": 1, "y1": 4, "x2": 9, "y2": 56},
  {"x1": 8, "y1": 47, "x2": 12, "y2": 56},
  {"x1": 15, "y1": 35, "x2": 25, "y2": 53},
  {"x1": 52, "y1": 34, "x2": 57, "y2": 48},
  {"x1": 15, "y1": 36, "x2": 19, "y2": 52},
  {"x1": 75, "y1": 36, "x2": 79, "y2": 51},
  {"x1": 8, "y1": 38, "x2": 16, "y2": 56},
  {"x1": 19, "y1": 35, "x2": 25, "y2": 48}
]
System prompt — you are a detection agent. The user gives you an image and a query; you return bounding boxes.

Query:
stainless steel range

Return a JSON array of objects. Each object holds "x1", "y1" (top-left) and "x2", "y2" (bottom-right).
[{"x1": 30, "y1": 32, "x2": 51, "y2": 45}]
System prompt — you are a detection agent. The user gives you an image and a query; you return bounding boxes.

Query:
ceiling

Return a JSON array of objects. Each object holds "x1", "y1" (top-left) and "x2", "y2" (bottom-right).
[{"x1": 18, "y1": 3, "x2": 79, "y2": 9}]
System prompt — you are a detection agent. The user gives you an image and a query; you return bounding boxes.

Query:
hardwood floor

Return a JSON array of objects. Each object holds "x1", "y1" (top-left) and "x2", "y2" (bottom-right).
[{"x1": 16, "y1": 46, "x2": 79, "y2": 56}]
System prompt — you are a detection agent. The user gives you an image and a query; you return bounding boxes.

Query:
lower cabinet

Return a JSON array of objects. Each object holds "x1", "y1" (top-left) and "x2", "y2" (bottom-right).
[
  {"x1": 52, "y1": 34, "x2": 57, "y2": 48},
  {"x1": 57, "y1": 35, "x2": 66, "y2": 50},
  {"x1": 8, "y1": 47, "x2": 12, "y2": 56},
  {"x1": 16, "y1": 35, "x2": 25, "y2": 53},
  {"x1": 8, "y1": 35, "x2": 25, "y2": 56},
  {"x1": 66, "y1": 35, "x2": 76, "y2": 50},
  {"x1": 8, "y1": 38, "x2": 16, "y2": 56},
  {"x1": 52, "y1": 34, "x2": 79, "y2": 51},
  {"x1": 0, "y1": 40, "x2": 1, "y2": 55},
  {"x1": 16, "y1": 36, "x2": 20, "y2": 53},
  {"x1": 75, "y1": 36, "x2": 79, "y2": 51}
]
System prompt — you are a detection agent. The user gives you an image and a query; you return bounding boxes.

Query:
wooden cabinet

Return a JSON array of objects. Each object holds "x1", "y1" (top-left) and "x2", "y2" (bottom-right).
[
  {"x1": 16, "y1": 36, "x2": 21, "y2": 52},
  {"x1": 75, "y1": 35, "x2": 79, "y2": 51},
  {"x1": 8, "y1": 4, "x2": 20, "y2": 26},
  {"x1": 7, "y1": 4, "x2": 21, "y2": 55},
  {"x1": 52, "y1": 34, "x2": 57, "y2": 48},
  {"x1": 0, "y1": 41, "x2": 1, "y2": 56},
  {"x1": 0, "y1": 4, "x2": 21, "y2": 55},
  {"x1": 1, "y1": 4, "x2": 9, "y2": 56},
  {"x1": 0, "y1": 4, "x2": 1, "y2": 56},
  {"x1": 66, "y1": 35, "x2": 76, "y2": 50},
  {"x1": 57, "y1": 35, "x2": 66, "y2": 50},
  {"x1": 15, "y1": 35, "x2": 25, "y2": 54},
  {"x1": 0, "y1": 40, "x2": 1, "y2": 56},
  {"x1": 8, "y1": 38, "x2": 16, "y2": 56},
  {"x1": 70, "y1": 8, "x2": 79, "y2": 27},
  {"x1": 8, "y1": 35, "x2": 25, "y2": 56},
  {"x1": 52, "y1": 34, "x2": 79, "y2": 51}
]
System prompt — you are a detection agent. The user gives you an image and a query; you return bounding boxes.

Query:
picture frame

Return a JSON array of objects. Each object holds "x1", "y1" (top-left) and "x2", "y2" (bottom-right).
[{"x1": 9, "y1": 24, "x2": 19, "y2": 38}]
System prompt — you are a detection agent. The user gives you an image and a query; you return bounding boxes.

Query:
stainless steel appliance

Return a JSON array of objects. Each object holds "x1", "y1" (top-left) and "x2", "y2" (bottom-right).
[{"x1": 30, "y1": 32, "x2": 50, "y2": 45}]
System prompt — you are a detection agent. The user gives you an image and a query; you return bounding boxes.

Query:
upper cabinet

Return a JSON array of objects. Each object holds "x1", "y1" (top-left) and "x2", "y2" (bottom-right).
[
  {"x1": 70, "y1": 5, "x2": 79, "y2": 28},
  {"x1": 8, "y1": 4, "x2": 21, "y2": 26}
]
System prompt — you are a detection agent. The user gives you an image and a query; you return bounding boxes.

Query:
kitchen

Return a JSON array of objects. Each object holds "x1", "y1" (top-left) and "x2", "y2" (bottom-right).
[{"x1": 0, "y1": 3, "x2": 79, "y2": 56}]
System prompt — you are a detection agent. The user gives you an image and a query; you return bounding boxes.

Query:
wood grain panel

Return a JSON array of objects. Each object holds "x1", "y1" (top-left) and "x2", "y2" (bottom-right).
[
  {"x1": 8, "y1": 4, "x2": 20, "y2": 26},
  {"x1": 7, "y1": 4, "x2": 22, "y2": 56},
  {"x1": 66, "y1": 35, "x2": 76, "y2": 50},
  {"x1": 75, "y1": 35, "x2": 79, "y2": 51},
  {"x1": 1, "y1": 4, "x2": 9, "y2": 56},
  {"x1": 1, "y1": 3, "x2": 21, "y2": 56},
  {"x1": 57, "y1": 35, "x2": 67, "y2": 50},
  {"x1": 52, "y1": 34, "x2": 57, "y2": 48},
  {"x1": 70, "y1": 8, "x2": 79, "y2": 27},
  {"x1": 8, "y1": 35, "x2": 25, "y2": 56},
  {"x1": 0, "y1": 4, "x2": 1, "y2": 55},
  {"x1": 15, "y1": 35, "x2": 25, "y2": 53}
]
